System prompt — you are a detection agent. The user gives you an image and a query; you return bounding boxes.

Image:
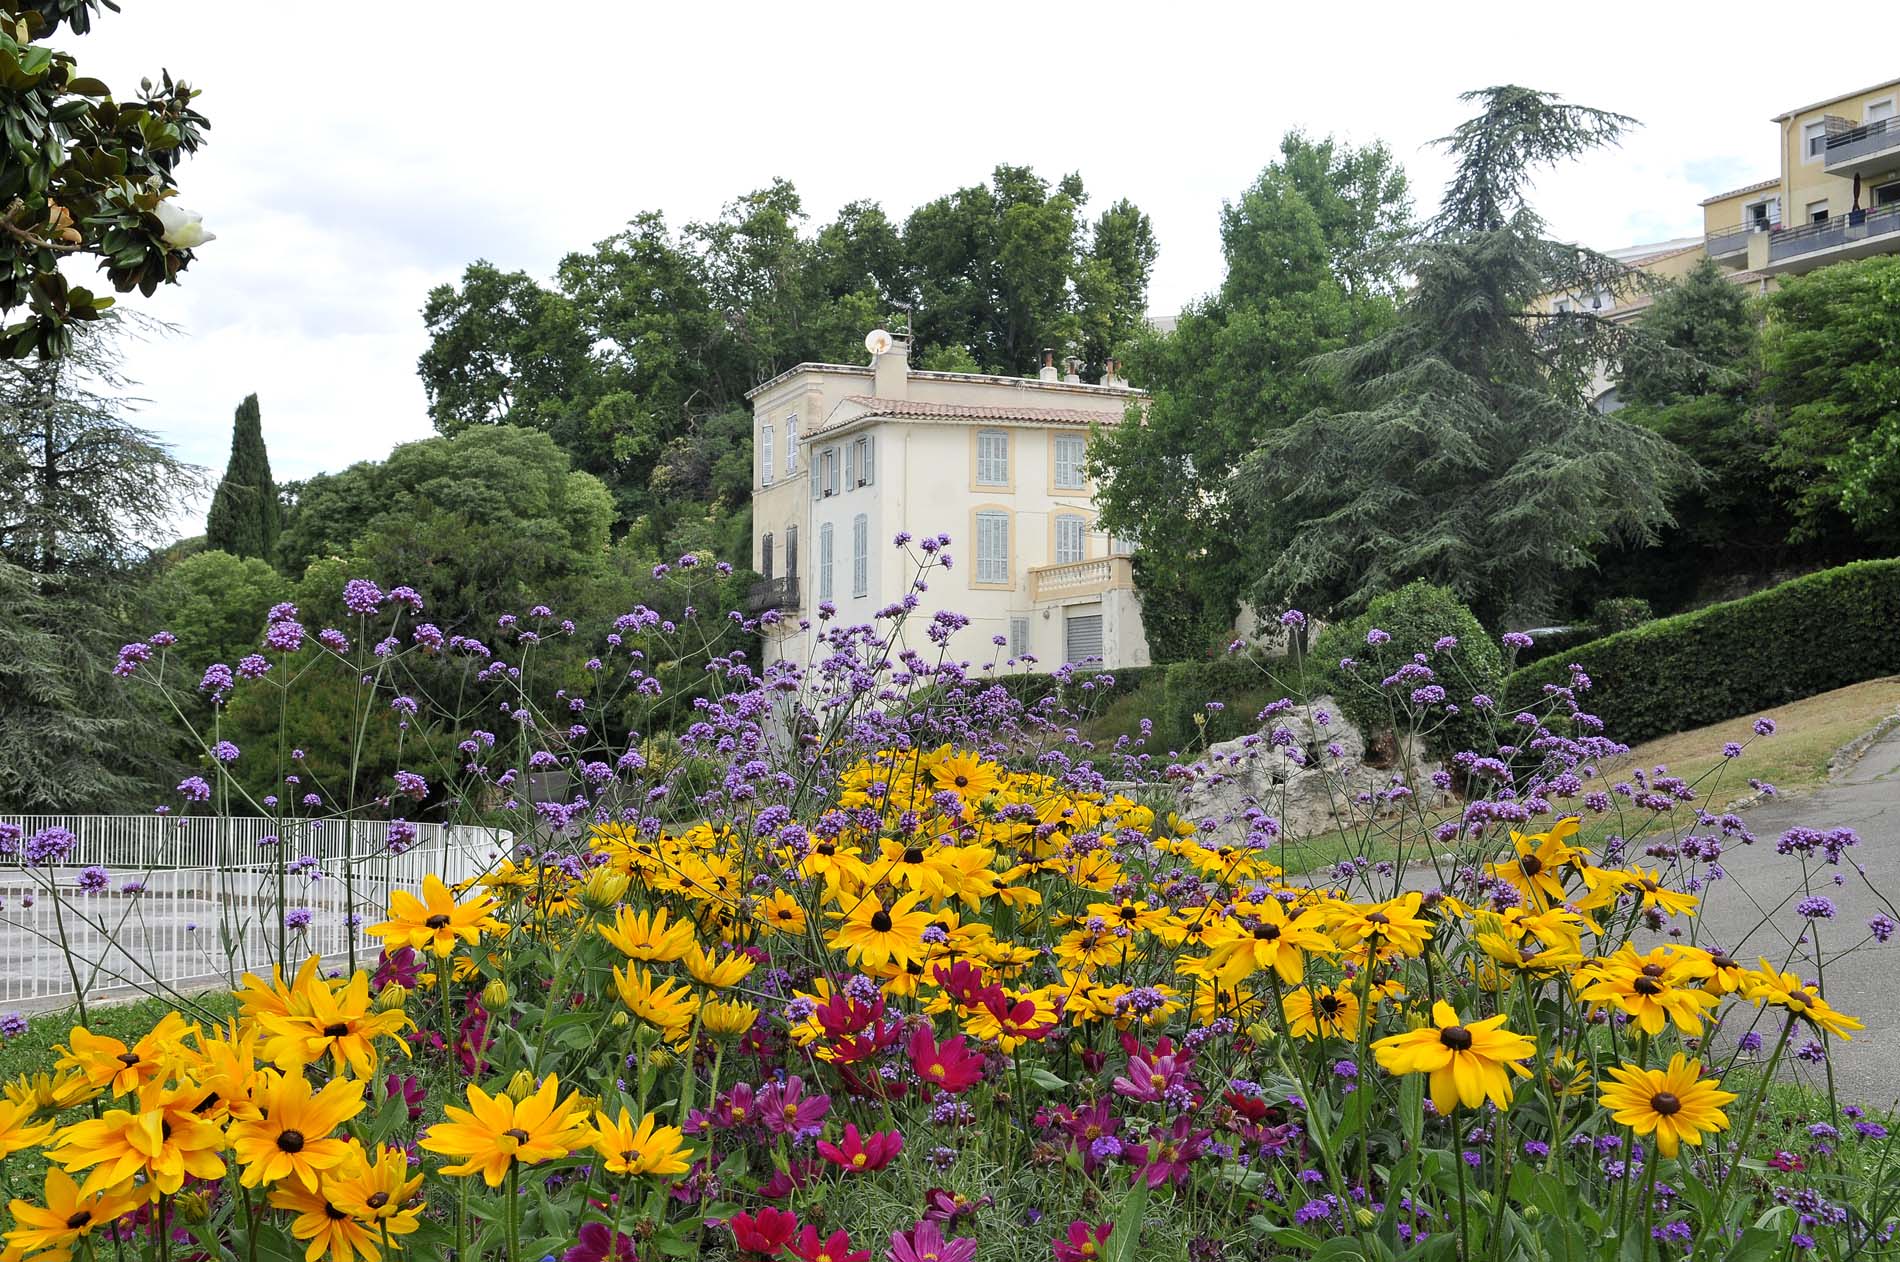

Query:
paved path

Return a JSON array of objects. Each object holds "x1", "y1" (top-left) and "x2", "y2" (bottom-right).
[{"x1": 1681, "y1": 729, "x2": 1900, "y2": 1107}]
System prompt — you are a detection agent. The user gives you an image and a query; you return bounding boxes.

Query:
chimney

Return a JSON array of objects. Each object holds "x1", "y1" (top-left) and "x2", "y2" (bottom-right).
[
  {"x1": 1038, "y1": 348, "x2": 1059, "y2": 382},
  {"x1": 1062, "y1": 355, "x2": 1083, "y2": 384},
  {"x1": 1101, "y1": 356, "x2": 1125, "y2": 388},
  {"x1": 873, "y1": 334, "x2": 910, "y2": 399}
]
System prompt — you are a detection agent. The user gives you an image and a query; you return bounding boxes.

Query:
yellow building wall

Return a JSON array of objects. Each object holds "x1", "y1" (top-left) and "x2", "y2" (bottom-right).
[
  {"x1": 1703, "y1": 187, "x2": 1773, "y2": 234},
  {"x1": 1778, "y1": 81, "x2": 1900, "y2": 225}
]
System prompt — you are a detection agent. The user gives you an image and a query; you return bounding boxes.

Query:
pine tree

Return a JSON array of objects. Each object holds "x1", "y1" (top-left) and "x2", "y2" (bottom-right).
[
  {"x1": 1240, "y1": 87, "x2": 1694, "y2": 626},
  {"x1": 205, "y1": 393, "x2": 281, "y2": 560}
]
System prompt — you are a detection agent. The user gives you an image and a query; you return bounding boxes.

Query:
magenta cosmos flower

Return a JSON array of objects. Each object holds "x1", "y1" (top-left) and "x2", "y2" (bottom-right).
[{"x1": 886, "y1": 1220, "x2": 975, "y2": 1262}]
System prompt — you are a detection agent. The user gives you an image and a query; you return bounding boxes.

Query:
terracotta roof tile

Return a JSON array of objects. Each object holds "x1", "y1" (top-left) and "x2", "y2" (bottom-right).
[{"x1": 835, "y1": 395, "x2": 1131, "y2": 427}]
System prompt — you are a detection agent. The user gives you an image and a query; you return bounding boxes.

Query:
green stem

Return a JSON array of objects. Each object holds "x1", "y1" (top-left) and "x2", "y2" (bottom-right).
[{"x1": 506, "y1": 1161, "x2": 520, "y2": 1262}]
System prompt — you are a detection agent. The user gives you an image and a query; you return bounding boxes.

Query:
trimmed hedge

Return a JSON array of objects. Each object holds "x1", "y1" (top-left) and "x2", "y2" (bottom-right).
[
  {"x1": 1503, "y1": 559, "x2": 1900, "y2": 746},
  {"x1": 1315, "y1": 581, "x2": 1505, "y2": 759}
]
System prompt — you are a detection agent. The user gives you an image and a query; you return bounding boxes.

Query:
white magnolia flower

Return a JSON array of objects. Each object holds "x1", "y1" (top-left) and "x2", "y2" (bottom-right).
[{"x1": 154, "y1": 200, "x2": 215, "y2": 249}]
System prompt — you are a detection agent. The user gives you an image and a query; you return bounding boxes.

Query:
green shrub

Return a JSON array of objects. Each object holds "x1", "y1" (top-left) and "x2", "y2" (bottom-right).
[
  {"x1": 1510, "y1": 623, "x2": 1600, "y2": 668},
  {"x1": 1503, "y1": 559, "x2": 1900, "y2": 745},
  {"x1": 1314, "y1": 581, "x2": 1505, "y2": 758},
  {"x1": 1593, "y1": 596, "x2": 1653, "y2": 634}
]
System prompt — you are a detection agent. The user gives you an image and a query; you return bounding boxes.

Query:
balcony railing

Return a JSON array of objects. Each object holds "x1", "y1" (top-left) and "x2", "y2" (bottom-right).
[
  {"x1": 745, "y1": 576, "x2": 801, "y2": 613},
  {"x1": 1824, "y1": 117, "x2": 1900, "y2": 172},
  {"x1": 1767, "y1": 203, "x2": 1900, "y2": 266},
  {"x1": 1027, "y1": 554, "x2": 1134, "y2": 604},
  {"x1": 1705, "y1": 220, "x2": 1773, "y2": 257}
]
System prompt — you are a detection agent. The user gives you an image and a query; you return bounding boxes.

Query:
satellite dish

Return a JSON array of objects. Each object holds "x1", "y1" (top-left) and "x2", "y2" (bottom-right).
[{"x1": 864, "y1": 328, "x2": 893, "y2": 356}]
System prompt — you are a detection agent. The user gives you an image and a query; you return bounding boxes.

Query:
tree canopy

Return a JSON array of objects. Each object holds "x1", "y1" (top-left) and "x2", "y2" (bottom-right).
[
  {"x1": 418, "y1": 168, "x2": 1156, "y2": 553},
  {"x1": 205, "y1": 393, "x2": 281, "y2": 560},
  {"x1": 1238, "y1": 87, "x2": 1692, "y2": 626},
  {"x1": 0, "y1": 0, "x2": 211, "y2": 358},
  {"x1": 1091, "y1": 133, "x2": 1411, "y2": 659}
]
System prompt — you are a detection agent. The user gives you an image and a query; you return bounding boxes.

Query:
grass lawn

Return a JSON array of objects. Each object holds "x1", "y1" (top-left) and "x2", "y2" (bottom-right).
[
  {"x1": 1271, "y1": 677, "x2": 1900, "y2": 875},
  {"x1": 1603, "y1": 676, "x2": 1900, "y2": 806}
]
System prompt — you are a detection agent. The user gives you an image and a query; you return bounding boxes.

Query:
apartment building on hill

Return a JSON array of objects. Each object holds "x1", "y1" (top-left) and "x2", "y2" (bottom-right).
[{"x1": 746, "y1": 334, "x2": 1153, "y2": 675}]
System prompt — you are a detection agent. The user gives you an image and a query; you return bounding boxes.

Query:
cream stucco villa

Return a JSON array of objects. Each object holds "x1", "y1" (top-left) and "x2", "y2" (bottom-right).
[{"x1": 746, "y1": 334, "x2": 1151, "y2": 674}]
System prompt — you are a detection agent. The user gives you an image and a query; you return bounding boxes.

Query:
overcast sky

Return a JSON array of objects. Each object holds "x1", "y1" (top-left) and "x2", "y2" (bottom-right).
[{"x1": 72, "y1": 2, "x2": 1900, "y2": 531}]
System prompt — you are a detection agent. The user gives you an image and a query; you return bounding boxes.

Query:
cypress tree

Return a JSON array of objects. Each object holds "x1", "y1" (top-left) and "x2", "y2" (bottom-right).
[{"x1": 205, "y1": 393, "x2": 280, "y2": 559}]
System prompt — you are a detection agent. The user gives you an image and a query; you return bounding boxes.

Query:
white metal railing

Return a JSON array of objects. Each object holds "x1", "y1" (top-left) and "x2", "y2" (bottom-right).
[
  {"x1": 0, "y1": 818, "x2": 512, "y2": 1008},
  {"x1": 0, "y1": 814, "x2": 487, "y2": 871}
]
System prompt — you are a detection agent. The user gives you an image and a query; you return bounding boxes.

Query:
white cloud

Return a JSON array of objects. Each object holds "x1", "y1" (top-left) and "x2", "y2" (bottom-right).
[{"x1": 67, "y1": 0, "x2": 1900, "y2": 536}]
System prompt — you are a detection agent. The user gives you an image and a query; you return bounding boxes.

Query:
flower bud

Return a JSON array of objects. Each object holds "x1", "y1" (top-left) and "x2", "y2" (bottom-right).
[
  {"x1": 504, "y1": 1070, "x2": 536, "y2": 1102},
  {"x1": 375, "y1": 984, "x2": 408, "y2": 1012},
  {"x1": 482, "y1": 979, "x2": 510, "y2": 1011},
  {"x1": 580, "y1": 867, "x2": 630, "y2": 912},
  {"x1": 1355, "y1": 1207, "x2": 1377, "y2": 1228},
  {"x1": 173, "y1": 1192, "x2": 211, "y2": 1223}
]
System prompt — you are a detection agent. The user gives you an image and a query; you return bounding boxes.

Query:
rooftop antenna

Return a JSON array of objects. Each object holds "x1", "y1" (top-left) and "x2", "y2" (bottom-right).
[{"x1": 889, "y1": 299, "x2": 913, "y2": 341}]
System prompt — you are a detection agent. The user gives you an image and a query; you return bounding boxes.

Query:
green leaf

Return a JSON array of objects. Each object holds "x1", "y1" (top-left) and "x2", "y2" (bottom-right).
[
  {"x1": 1025, "y1": 1066, "x2": 1068, "y2": 1091},
  {"x1": 1105, "y1": 1180, "x2": 1150, "y2": 1262},
  {"x1": 1400, "y1": 1069, "x2": 1423, "y2": 1149}
]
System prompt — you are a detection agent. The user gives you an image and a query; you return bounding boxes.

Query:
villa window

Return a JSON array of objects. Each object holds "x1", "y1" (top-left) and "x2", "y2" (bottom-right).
[
  {"x1": 818, "y1": 523, "x2": 834, "y2": 602},
  {"x1": 1055, "y1": 514, "x2": 1087, "y2": 565},
  {"x1": 976, "y1": 429, "x2": 1009, "y2": 486},
  {"x1": 761, "y1": 532, "x2": 774, "y2": 582},
  {"x1": 761, "y1": 426, "x2": 774, "y2": 486},
  {"x1": 1053, "y1": 435, "x2": 1086, "y2": 489},
  {"x1": 975, "y1": 510, "x2": 1010, "y2": 584},
  {"x1": 785, "y1": 415, "x2": 798, "y2": 473},
  {"x1": 852, "y1": 513, "x2": 869, "y2": 597},
  {"x1": 1009, "y1": 617, "x2": 1029, "y2": 658}
]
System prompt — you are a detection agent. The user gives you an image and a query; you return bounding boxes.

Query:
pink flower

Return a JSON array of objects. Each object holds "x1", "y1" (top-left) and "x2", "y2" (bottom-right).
[
  {"x1": 1052, "y1": 1221, "x2": 1113, "y2": 1262},
  {"x1": 886, "y1": 1220, "x2": 976, "y2": 1262},
  {"x1": 818, "y1": 1123, "x2": 904, "y2": 1173},
  {"x1": 758, "y1": 1075, "x2": 831, "y2": 1137},
  {"x1": 790, "y1": 1226, "x2": 870, "y2": 1262},
  {"x1": 730, "y1": 1207, "x2": 799, "y2": 1257},
  {"x1": 907, "y1": 1024, "x2": 985, "y2": 1093}
]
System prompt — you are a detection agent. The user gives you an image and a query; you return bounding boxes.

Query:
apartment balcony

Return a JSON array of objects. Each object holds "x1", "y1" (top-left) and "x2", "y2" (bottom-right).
[
  {"x1": 1705, "y1": 220, "x2": 1772, "y2": 266},
  {"x1": 744, "y1": 576, "x2": 801, "y2": 613},
  {"x1": 1027, "y1": 554, "x2": 1135, "y2": 604},
  {"x1": 1824, "y1": 118, "x2": 1900, "y2": 180},
  {"x1": 1763, "y1": 203, "x2": 1900, "y2": 275}
]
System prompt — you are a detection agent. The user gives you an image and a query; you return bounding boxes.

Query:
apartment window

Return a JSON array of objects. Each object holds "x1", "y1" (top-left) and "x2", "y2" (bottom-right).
[
  {"x1": 1808, "y1": 200, "x2": 1830, "y2": 224},
  {"x1": 817, "y1": 523, "x2": 834, "y2": 602},
  {"x1": 761, "y1": 532, "x2": 774, "y2": 582},
  {"x1": 785, "y1": 525, "x2": 799, "y2": 580},
  {"x1": 815, "y1": 447, "x2": 838, "y2": 498},
  {"x1": 785, "y1": 415, "x2": 798, "y2": 473},
  {"x1": 1055, "y1": 513, "x2": 1087, "y2": 565},
  {"x1": 1009, "y1": 616, "x2": 1030, "y2": 658},
  {"x1": 1053, "y1": 435, "x2": 1086, "y2": 489},
  {"x1": 1747, "y1": 198, "x2": 1777, "y2": 229},
  {"x1": 1803, "y1": 120, "x2": 1828, "y2": 160},
  {"x1": 975, "y1": 510, "x2": 1010, "y2": 584},
  {"x1": 853, "y1": 435, "x2": 875, "y2": 487},
  {"x1": 1876, "y1": 182, "x2": 1900, "y2": 208},
  {"x1": 844, "y1": 439, "x2": 857, "y2": 490},
  {"x1": 851, "y1": 513, "x2": 869, "y2": 597},
  {"x1": 976, "y1": 429, "x2": 1009, "y2": 486},
  {"x1": 760, "y1": 425, "x2": 774, "y2": 486}
]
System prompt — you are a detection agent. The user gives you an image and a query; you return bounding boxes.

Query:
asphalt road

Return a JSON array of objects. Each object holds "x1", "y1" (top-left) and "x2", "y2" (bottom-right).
[{"x1": 1678, "y1": 729, "x2": 1900, "y2": 1107}]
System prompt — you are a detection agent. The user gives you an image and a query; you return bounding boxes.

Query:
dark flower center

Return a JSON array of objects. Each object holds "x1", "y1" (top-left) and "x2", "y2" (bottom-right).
[
  {"x1": 196, "y1": 1091, "x2": 221, "y2": 1114},
  {"x1": 1438, "y1": 1025, "x2": 1474, "y2": 1051},
  {"x1": 1520, "y1": 855, "x2": 1544, "y2": 876},
  {"x1": 1318, "y1": 996, "x2": 1342, "y2": 1015},
  {"x1": 277, "y1": 1129, "x2": 306, "y2": 1153},
  {"x1": 504, "y1": 1128, "x2": 532, "y2": 1144},
  {"x1": 366, "y1": 1192, "x2": 390, "y2": 1210},
  {"x1": 902, "y1": 847, "x2": 925, "y2": 865},
  {"x1": 1640, "y1": 963, "x2": 1666, "y2": 978},
  {"x1": 65, "y1": 1211, "x2": 92, "y2": 1229},
  {"x1": 1711, "y1": 954, "x2": 1737, "y2": 969},
  {"x1": 954, "y1": 775, "x2": 969, "y2": 788},
  {"x1": 1366, "y1": 912, "x2": 1391, "y2": 926},
  {"x1": 425, "y1": 913, "x2": 452, "y2": 929},
  {"x1": 324, "y1": 1203, "x2": 349, "y2": 1221},
  {"x1": 815, "y1": 843, "x2": 836, "y2": 856},
  {"x1": 161, "y1": 1120, "x2": 172, "y2": 1140},
  {"x1": 1254, "y1": 924, "x2": 1282, "y2": 941},
  {"x1": 117, "y1": 1052, "x2": 141, "y2": 1067},
  {"x1": 1650, "y1": 1092, "x2": 1682, "y2": 1116},
  {"x1": 323, "y1": 1023, "x2": 350, "y2": 1037},
  {"x1": 870, "y1": 911, "x2": 893, "y2": 933},
  {"x1": 1632, "y1": 977, "x2": 1665, "y2": 996}
]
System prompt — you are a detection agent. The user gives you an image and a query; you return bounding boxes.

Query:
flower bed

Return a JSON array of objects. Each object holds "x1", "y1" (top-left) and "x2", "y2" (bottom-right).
[{"x1": 1, "y1": 544, "x2": 1895, "y2": 1262}]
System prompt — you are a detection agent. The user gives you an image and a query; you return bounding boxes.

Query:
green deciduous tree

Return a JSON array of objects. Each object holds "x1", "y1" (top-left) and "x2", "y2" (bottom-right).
[
  {"x1": 1, "y1": 0, "x2": 210, "y2": 358},
  {"x1": 1239, "y1": 87, "x2": 1693, "y2": 627},
  {"x1": 1762, "y1": 253, "x2": 1900, "y2": 549},
  {"x1": 1091, "y1": 134, "x2": 1410, "y2": 659},
  {"x1": 204, "y1": 393, "x2": 281, "y2": 560},
  {"x1": 147, "y1": 548, "x2": 290, "y2": 673}
]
